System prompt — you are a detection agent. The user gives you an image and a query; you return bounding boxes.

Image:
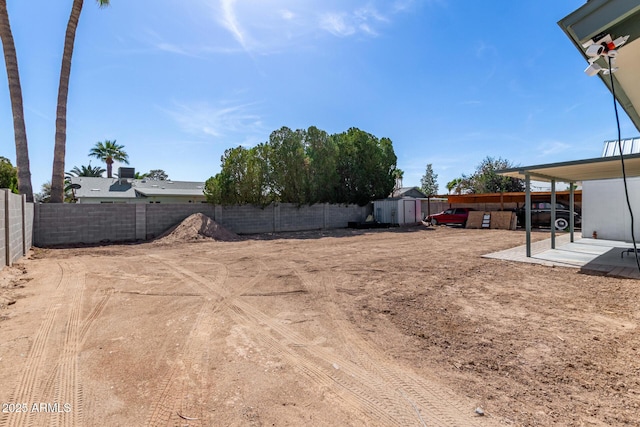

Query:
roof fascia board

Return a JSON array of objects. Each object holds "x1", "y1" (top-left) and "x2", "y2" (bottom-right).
[
  {"x1": 497, "y1": 153, "x2": 640, "y2": 182},
  {"x1": 526, "y1": 171, "x2": 578, "y2": 183},
  {"x1": 558, "y1": 0, "x2": 640, "y2": 132},
  {"x1": 499, "y1": 152, "x2": 640, "y2": 174},
  {"x1": 559, "y1": 0, "x2": 640, "y2": 42}
]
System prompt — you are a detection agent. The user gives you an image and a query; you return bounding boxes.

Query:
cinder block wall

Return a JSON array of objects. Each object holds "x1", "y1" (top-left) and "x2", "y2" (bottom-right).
[
  {"x1": 0, "y1": 191, "x2": 6, "y2": 265},
  {"x1": 324, "y1": 204, "x2": 367, "y2": 227},
  {"x1": 24, "y1": 202, "x2": 34, "y2": 251},
  {"x1": 219, "y1": 205, "x2": 275, "y2": 234},
  {"x1": 35, "y1": 204, "x2": 136, "y2": 246},
  {"x1": 0, "y1": 190, "x2": 33, "y2": 269},
  {"x1": 7, "y1": 191, "x2": 24, "y2": 265},
  {"x1": 34, "y1": 203, "x2": 368, "y2": 247}
]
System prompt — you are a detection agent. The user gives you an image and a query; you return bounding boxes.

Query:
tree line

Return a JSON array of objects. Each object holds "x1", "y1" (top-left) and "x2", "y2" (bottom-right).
[
  {"x1": 446, "y1": 157, "x2": 524, "y2": 194},
  {"x1": 205, "y1": 126, "x2": 398, "y2": 206}
]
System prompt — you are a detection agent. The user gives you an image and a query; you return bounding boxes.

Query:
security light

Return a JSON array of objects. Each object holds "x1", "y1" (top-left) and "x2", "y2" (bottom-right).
[{"x1": 582, "y1": 34, "x2": 629, "y2": 76}]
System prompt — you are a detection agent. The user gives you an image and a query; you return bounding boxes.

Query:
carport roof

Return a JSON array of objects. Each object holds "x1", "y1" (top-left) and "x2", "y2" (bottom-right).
[{"x1": 497, "y1": 152, "x2": 640, "y2": 183}]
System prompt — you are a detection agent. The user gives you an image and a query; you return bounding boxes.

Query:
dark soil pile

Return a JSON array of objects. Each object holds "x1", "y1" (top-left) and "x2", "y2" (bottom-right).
[{"x1": 155, "y1": 213, "x2": 241, "y2": 243}]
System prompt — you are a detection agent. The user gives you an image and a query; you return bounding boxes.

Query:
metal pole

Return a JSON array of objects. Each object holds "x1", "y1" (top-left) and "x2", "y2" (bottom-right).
[
  {"x1": 525, "y1": 174, "x2": 531, "y2": 257},
  {"x1": 569, "y1": 182, "x2": 575, "y2": 243},
  {"x1": 551, "y1": 180, "x2": 556, "y2": 249}
]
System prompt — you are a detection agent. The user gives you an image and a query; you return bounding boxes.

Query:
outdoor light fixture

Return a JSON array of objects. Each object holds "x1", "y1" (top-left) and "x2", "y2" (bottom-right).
[{"x1": 582, "y1": 33, "x2": 629, "y2": 76}]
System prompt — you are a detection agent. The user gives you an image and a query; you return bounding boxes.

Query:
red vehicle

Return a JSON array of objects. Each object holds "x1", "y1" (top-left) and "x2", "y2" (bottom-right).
[{"x1": 425, "y1": 208, "x2": 474, "y2": 226}]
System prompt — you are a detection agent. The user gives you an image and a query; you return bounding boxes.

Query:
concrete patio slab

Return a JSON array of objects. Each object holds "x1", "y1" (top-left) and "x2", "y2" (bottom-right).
[{"x1": 483, "y1": 234, "x2": 640, "y2": 279}]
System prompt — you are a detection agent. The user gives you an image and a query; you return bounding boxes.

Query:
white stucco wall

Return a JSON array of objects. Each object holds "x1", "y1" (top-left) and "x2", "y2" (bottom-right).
[{"x1": 582, "y1": 177, "x2": 640, "y2": 241}]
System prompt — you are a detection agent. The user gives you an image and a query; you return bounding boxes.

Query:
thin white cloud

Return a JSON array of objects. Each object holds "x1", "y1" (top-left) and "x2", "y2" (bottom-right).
[
  {"x1": 320, "y1": 13, "x2": 356, "y2": 37},
  {"x1": 164, "y1": 101, "x2": 266, "y2": 141},
  {"x1": 219, "y1": 0, "x2": 250, "y2": 51},
  {"x1": 537, "y1": 140, "x2": 571, "y2": 157},
  {"x1": 280, "y1": 9, "x2": 295, "y2": 20},
  {"x1": 152, "y1": 1, "x2": 429, "y2": 56},
  {"x1": 320, "y1": 5, "x2": 389, "y2": 38}
]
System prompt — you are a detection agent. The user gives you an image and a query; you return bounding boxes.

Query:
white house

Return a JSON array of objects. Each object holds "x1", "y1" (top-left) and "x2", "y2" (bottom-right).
[{"x1": 582, "y1": 137, "x2": 640, "y2": 241}]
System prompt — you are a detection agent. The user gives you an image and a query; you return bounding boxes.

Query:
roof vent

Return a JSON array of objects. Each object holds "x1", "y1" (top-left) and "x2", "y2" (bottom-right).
[{"x1": 118, "y1": 167, "x2": 135, "y2": 179}]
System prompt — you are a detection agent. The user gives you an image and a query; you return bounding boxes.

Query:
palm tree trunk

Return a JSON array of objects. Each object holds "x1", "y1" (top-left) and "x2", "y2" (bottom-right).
[
  {"x1": 51, "y1": 0, "x2": 84, "y2": 203},
  {"x1": 0, "y1": 0, "x2": 33, "y2": 202}
]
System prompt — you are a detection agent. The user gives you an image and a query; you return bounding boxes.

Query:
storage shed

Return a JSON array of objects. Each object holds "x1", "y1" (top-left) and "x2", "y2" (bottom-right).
[{"x1": 373, "y1": 198, "x2": 422, "y2": 225}]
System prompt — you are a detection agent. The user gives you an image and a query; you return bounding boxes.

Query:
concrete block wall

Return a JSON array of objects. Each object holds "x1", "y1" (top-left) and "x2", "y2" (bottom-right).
[
  {"x1": 6, "y1": 191, "x2": 24, "y2": 265},
  {"x1": 24, "y1": 201, "x2": 34, "y2": 251},
  {"x1": 219, "y1": 205, "x2": 275, "y2": 234},
  {"x1": 0, "y1": 190, "x2": 33, "y2": 269},
  {"x1": 324, "y1": 204, "x2": 367, "y2": 228},
  {"x1": 34, "y1": 202, "x2": 369, "y2": 247},
  {"x1": 0, "y1": 191, "x2": 5, "y2": 266},
  {"x1": 278, "y1": 204, "x2": 324, "y2": 231},
  {"x1": 35, "y1": 204, "x2": 136, "y2": 246}
]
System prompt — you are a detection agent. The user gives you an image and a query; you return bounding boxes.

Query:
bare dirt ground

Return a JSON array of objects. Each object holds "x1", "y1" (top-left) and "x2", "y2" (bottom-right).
[{"x1": 0, "y1": 225, "x2": 638, "y2": 426}]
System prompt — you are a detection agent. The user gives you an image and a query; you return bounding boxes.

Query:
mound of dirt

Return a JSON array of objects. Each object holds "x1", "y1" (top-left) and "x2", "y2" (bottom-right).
[{"x1": 155, "y1": 213, "x2": 241, "y2": 243}]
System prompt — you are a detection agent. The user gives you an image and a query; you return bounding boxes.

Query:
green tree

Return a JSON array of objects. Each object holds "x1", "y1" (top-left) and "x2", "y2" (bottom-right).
[
  {"x1": 50, "y1": 0, "x2": 111, "y2": 203},
  {"x1": 66, "y1": 163, "x2": 105, "y2": 177},
  {"x1": 466, "y1": 156, "x2": 524, "y2": 193},
  {"x1": 205, "y1": 145, "x2": 271, "y2": 206},
  {"x1": 0, "y1": 156, "x2": 18, "y2": 193},
  {"x1": 334, "y1": 128, "x2": 396, "y2": 205},
  {"x1": 134, "y1": 171, "x2": 148, "y2": 179},
  {"x1": 146, "y1": 169, "x2": 169, "y2": 181},
  {"x1": 0, "y1": 0, "x2": 33, "y2": 201},
  {"x1": 206, "y1": 126, "x2": 397, "y2": 206},
  {"x1": 35, "y1": 181, "x2": 51, "y2": 203},
  {"x1": 269, "y1": 127, "x2": 308, "y2": 204},
  {"x1": 88, "y1": 140, "x2": 129, "y2": 178},
  {"x1": 305, "y1": 126, "x2": 339, "y2": 203},
  {"x1": 420, "y1": 164, "x2": 439, "y2": 196}
]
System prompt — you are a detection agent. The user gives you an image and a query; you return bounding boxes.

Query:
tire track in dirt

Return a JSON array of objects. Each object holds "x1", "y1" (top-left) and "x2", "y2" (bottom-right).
[
  {"x1": 227, "y1": 301, "x2": 413, "y2": 426},
  {"x1": 51, "y1": 266, "x2": 85, "y2": 427},
  {"x1": 145, "y1": 255, "x2": 267, "y2": 427},
  {"x1": 2, "y1": 260, "x2": 101, "y2": 427},
  {"x1": 79, "y1": 288, "x2": 114, "y2": 345},
  {"x1": 290, "y1": 262, "x2": 499, "y2": 427},
  {"x1": 160, "y1": 258, "x2": 472, "y2": 426},
  {"x1": 26, "y1": 285, "x2": 113, "y2": 427},
  {"x1": 1, "y1": 262, "x2": 65, "y2": 427}
]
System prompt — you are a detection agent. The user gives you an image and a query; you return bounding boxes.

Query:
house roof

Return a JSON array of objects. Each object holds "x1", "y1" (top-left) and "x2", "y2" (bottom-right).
[
  {"x1": 497, "y1": 152, "x2": 640, "y2": 183},
  {"x1": 69, "y1": 177, "x2": 206, "y2": 199},
  {"x1": 559, "y1": 0, "x2": 640, "y2": 132}
]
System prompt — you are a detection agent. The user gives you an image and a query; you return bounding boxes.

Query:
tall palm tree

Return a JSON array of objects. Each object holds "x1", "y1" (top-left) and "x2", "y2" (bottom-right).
[
  {"x1": 50, "y1": 0, "x2": 110, "y2": 203},
  {"x1": 392, "y1": 168, "x2": 404, "y2": 192},
  {"x1": 89, "y1": 140, "x2": 128, "y2": 178},
  {"x1": 0, "y1": 0, "x2": 33, "y2": 201}
]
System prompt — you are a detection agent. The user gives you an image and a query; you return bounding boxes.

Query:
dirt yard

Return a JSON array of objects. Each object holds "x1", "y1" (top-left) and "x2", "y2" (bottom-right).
[{"x1": 0, "y1": 225, "x2": 638, "y2": 426}]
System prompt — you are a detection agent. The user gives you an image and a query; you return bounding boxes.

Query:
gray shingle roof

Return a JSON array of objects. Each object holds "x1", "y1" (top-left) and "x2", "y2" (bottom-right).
[{"x1": 69, "y1": 177, "x2": 205, "y2": 199}]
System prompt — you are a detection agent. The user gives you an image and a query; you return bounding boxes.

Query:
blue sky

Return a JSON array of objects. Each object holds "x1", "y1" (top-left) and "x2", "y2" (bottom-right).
[{"x1": 1, "y1": 0, "x2": 637, "y2": 194}]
